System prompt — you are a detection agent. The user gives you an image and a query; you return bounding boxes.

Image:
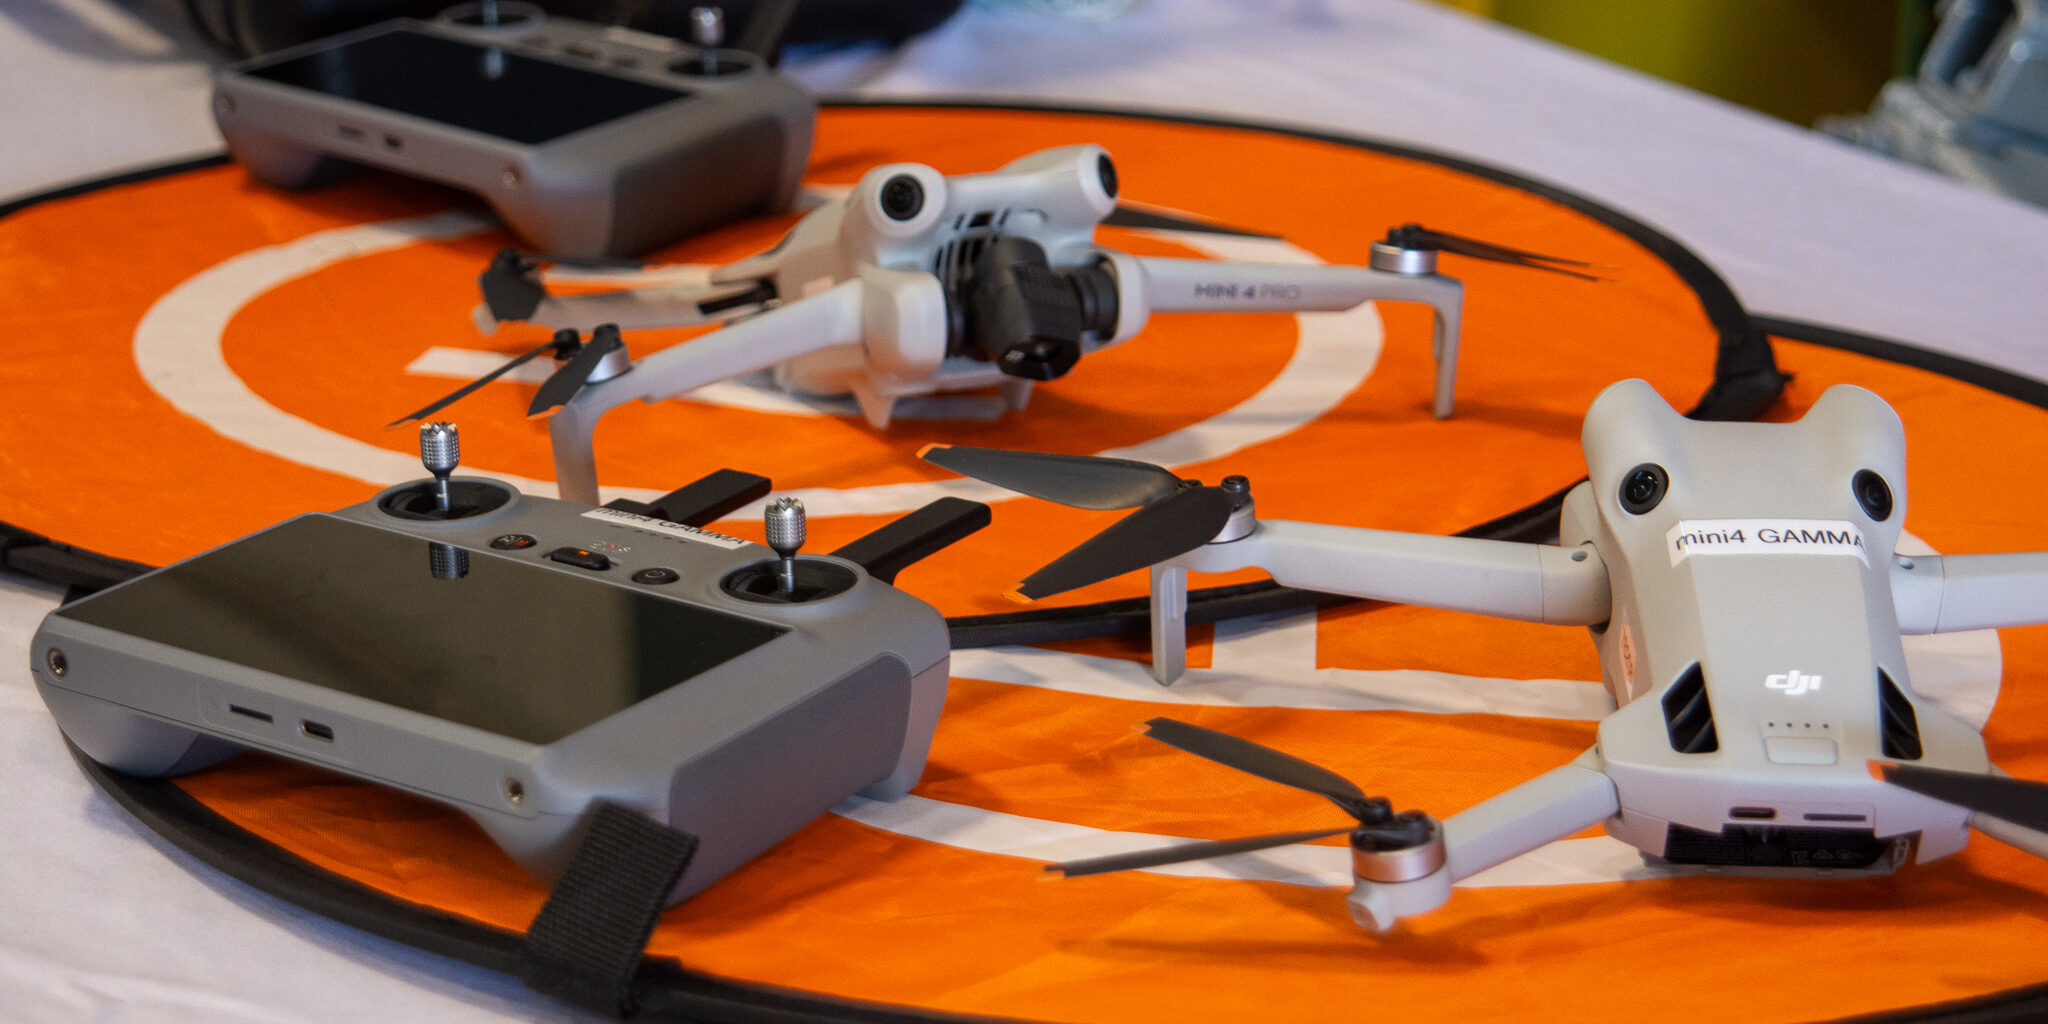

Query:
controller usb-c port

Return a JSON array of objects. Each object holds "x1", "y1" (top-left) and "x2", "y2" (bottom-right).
[
  {"x1": 1729, "y1": 806, "x2": 1776, "y2": 820},
  {"x1": 301, "y1": 720, "x2": 335, "y2": 742},
  {"x1": 382, "y1": 134, "x2": 403, "y2": 151},
  {"x1": 228, "y1": 704, "x2": 273, "y2": 724}
]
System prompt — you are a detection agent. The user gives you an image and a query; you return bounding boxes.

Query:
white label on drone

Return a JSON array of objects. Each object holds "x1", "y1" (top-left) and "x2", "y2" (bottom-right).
[
  {"x1": 1666, "y1": 519, "x2": 1867, "y2": 566},
  {"x1": 581, "y1": 507, "x2": 747, "y2": 549}
]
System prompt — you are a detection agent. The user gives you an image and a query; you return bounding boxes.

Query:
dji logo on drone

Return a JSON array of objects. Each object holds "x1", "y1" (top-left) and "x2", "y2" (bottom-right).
[{"x1": 1766, "y1": 670, "x2": 1823, "y2": 697}]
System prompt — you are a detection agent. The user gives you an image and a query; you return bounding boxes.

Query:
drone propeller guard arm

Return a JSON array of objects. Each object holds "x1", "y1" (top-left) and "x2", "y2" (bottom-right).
[
  {"x1": 1144, "y1": 520, "x2": 1612, "y2": 683},
  {"x1": 1129, "y1": 256, "x2": 1466, "y2": 417},
  {"x1": 1347, "y1": 751, "x2": 1619, "y2": 931},
  {"x1": 546, "y1": 279, "x2": 867, "y2": 505}
]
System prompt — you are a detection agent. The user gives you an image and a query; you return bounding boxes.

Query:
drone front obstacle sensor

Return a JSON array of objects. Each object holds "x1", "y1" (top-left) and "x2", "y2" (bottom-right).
[
  {"x1": 927, "y1": 379, "x2": 2048, "y2": 930},
  {"x1": 404, "y1": 145, "x2": 1602, "y2": 506}
]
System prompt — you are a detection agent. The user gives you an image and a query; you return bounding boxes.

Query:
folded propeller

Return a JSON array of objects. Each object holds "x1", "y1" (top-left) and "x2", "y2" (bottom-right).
[
  {"x1": 1049, "y1": 718, "x2": 1433, "y2": 879},
  {"x1": 387, "y1": 324, "x2": 627, "y2": 427},
  {"x1": 477, "y1": 247, "x2": 651, "y2": 323},
  {"x1": 918, "y1": 445, "x2": 1246, "y2": 600},
  {"x1": 1382, "y1": 223, "x2": 1606, "y2": 282}
]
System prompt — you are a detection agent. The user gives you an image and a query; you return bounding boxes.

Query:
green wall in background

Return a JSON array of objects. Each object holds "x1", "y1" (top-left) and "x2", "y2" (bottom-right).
[{"x1": 1438, "y1": 0, "x2": 1926, "y2": 126}]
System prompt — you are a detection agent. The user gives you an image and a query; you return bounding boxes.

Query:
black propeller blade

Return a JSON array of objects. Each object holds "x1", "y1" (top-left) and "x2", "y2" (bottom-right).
[
  {"x1": 528, "y1": 324, "x2": 627, "y2": 419},
  {"x1": 385, "y1": 330, "x2": 582, "y2": 428},
  {"x1": 1048, "y1": 826, "x2": 1358, "y2": 879},
  {"x1": 479, "y1": 249, "x2": 548, "y2": 323},
  {"x1": 1383, "y1": 223, "x2": 1605, "y2": 282},
  {"x1": 1047, "y1": 717, "x2": 1419, "y2": 879},
  {"x1": 920, "y1": 445, "x2": 1184, "y2": 509},
  {"x1": 1139, "y1": 718, "x2": 1389, "y2": 823},
  {"x1": 1875, "y1": 762, "x2": 2048, "y2": 834},
  {"x1": 1011, "y1": 486, "x2": 1236, "y2": 601},
  {"x1": 478, "y1": 248, "x2": 651, "y2": 323},
  {"x1": 918, "y1": 446, "x2": 1246, "y2": 601}
]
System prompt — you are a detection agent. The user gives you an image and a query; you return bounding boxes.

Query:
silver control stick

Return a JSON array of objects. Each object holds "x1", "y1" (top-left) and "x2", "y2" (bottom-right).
[
  {"x1": 764, "y1": 496, "x2": 805, "y2": 593},
  {"x1": 690, "y1": 6, "x2": 725, "y2": 74},
  {"x1": 419, "y1": 422, "x2": 460, "y2": 513}
]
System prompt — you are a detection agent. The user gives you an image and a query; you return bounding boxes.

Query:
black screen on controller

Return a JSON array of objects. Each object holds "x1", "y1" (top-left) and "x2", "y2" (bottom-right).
[
  {"x1": 56, "y1": 515, "x2": 785, "y2": 744},
  {"x1": 246, "y1": 27, "x2": 690, "y2": 144}
]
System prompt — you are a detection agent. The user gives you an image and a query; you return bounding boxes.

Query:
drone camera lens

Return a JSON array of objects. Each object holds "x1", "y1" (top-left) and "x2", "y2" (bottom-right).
[
  {"x1": 880, "y1": 175, "x2": 925, "y2": 221},
  {"x1": 1619, "y1": 463, "x2": 1668, "y2": 514},
  {"x1": 1854, "y1": 470, "x2": 1893, "y2": 521}
]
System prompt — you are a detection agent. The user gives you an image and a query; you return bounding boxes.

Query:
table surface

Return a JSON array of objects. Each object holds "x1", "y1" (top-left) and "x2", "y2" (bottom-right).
[{"x1": 4, "y1": 2, "x2": 2046, "y2": 1022}]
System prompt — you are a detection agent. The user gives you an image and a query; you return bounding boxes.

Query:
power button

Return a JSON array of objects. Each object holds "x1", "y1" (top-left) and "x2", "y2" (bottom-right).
[{"x1": 547, "y1": 546, "x2": 612, "y2": 571}]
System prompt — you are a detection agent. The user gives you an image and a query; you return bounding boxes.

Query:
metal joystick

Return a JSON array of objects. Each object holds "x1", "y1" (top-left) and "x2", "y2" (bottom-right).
[
  {"x1": 690, "y1": 6, "x2": 725, "y2": 75},
  {"x1": 764, "y1": 496, "x2": 805, "y2": 593},
  {"x1": 419, "y1": 421, "x2": 461, "y2": 513}
]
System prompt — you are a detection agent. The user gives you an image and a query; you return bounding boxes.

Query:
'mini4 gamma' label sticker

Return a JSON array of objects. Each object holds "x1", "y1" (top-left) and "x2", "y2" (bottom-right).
[{"x1": 1666, "y1": 520, "x2": 1867, "y2": 566}]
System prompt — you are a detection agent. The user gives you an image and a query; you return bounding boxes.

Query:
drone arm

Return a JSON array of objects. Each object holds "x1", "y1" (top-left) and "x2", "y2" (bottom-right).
[
  {"x1": 1180, "y1": 520, "x2": 1611, "y2": 626},
  {"x1": 1971, "y1": 807, "x2": 2048, "y2": 861},
  {"x1": 1348, "y1": 752, "x2": 1618, "y2": 931},
  {"x1": 1130, "y1": 257, "x2": 1466, "y2": 416},
  {"x1": 1891, "y1": 551, "x2": 2048, "y2": 634},
  {"x1": 545, "y1": 280, "x2": 866, "y2": 505},
  {"x1": 1130, "y1": 257, "x2": 1454, "y2": 313}
]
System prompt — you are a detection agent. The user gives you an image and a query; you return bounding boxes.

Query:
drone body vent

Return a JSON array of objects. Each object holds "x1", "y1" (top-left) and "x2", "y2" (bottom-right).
[
  {"x1": 1878, "y1": 669, "x2": 1924, "y2": 760},
  {"x1": 1662, "y1": 662, "x2": 1720, "y2": 754}
]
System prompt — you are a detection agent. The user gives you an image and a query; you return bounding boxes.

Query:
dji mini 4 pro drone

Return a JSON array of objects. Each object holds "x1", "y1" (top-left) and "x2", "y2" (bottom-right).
[
  {"x1": 922, "y1": 379, "x2": 2048, "y2": 931},
  {"x1": 406, "y1": 145, "x2": 1599, "y2": 506}
]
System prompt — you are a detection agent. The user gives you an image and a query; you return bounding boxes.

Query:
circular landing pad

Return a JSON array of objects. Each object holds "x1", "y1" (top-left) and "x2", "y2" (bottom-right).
[{"x1": 8, "y1": 104, "x2": 2048, "y2": 1023}]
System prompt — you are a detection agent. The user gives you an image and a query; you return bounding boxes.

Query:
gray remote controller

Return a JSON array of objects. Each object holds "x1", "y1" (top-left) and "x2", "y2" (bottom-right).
[
  {"x1": 31, "y1": 470, "x2": 950, "y2": 903},
  {"x1": 211, "y1": 5, "x2": 815, "y2": 258}
]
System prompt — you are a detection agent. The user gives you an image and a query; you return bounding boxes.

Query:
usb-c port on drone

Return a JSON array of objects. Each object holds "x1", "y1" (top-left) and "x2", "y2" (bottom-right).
[
  {"x1": 301, "y1": 720, "x2": 335, "y2": 742},
  {"x1": 1729, "y1": 807, "x2": 1776, "y2": 820},
  {"x1": 228, "y1": 704, "x2": 273, "y2": 724}
]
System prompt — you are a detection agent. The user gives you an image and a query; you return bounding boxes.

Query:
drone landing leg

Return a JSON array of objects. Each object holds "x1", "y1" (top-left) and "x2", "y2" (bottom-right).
[
  {"x1": 548, "y1": 404, "x2": 603, "y2": 506},
  {"x1": 1347, "y1": 752, "x2": 1617, "y2": 931},
  {"x1": 1149, "y1": 564, "x2": 1189, "y2": 685},
  {"x1": 1361, "y1": 274, "x2": 1464, "y2": 420}
]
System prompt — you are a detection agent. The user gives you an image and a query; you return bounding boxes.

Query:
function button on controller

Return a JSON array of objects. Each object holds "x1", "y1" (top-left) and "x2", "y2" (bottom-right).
[
  {"x1": 491, "y1": 534, "x2": 539, "y2": 550},
  {"x1": 547, "y1": 546, "x2": 613, "y2": 571},
  {"x1": 631, "y1": 567, "x2": 681, "y2": 585}
]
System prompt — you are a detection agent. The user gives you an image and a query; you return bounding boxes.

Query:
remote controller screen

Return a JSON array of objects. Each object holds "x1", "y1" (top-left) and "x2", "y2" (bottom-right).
[
  {"x1": 246, "y1": 27, "x2": 690, "y2": 144},
  {"x1": 56, "y1": 515, "x2": 786, "y2": 744}
]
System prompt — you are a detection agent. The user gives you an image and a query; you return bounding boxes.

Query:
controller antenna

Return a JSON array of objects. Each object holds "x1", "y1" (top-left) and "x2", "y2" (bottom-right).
[
  {"x1": 764, "y1": 496, "x2": 805, "y2": 593},
  {"x1": 690, "y1": 7, "x2": 725, "y2": 74},
  {"x1": 419, "y1": 422, "x2": 461, "y2": 513}
]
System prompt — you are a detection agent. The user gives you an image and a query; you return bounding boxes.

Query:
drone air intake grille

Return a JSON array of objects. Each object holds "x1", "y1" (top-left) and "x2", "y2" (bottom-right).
[
  {"x1": 1878, "y1": 669, "x2": 1924, "y2": 761},
  {"x1": 1662, "y1": 662, "x2": 1720, "y2": 754}
]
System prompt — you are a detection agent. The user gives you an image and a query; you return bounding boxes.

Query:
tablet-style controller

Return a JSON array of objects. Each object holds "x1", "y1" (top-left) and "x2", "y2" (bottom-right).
[
  {"x1": 31, "y1": 424, "x2": 987, "y2": 902},
  {"x1": 212, "y1": 4, "x2": 816, "y2": 258}
]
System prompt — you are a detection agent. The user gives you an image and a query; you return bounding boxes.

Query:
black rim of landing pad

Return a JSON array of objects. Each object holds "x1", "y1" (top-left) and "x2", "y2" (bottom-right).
[{"x1": 20, "y1": 101, "x2": 2029, "y2": 1022}]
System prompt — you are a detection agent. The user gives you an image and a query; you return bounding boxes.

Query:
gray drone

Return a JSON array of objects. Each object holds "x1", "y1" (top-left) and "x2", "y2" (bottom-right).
[
  {"x1": 400, "y1": 144, "x2": 1599, "y2": 506},
  {"x1": 922, "y1": 378, "x2": 2048, "y2": 931}
]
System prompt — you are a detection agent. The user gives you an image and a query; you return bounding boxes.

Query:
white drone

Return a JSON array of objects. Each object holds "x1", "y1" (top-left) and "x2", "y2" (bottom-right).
[
  {"x1": 921, "y1": 378, "x2": 2048, "y2": 931},
  {"x1": 400, "y1": 144, "x2": 1600, "y2": 506}
]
